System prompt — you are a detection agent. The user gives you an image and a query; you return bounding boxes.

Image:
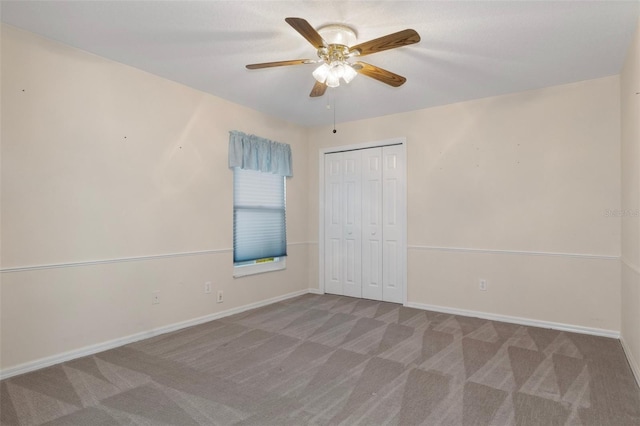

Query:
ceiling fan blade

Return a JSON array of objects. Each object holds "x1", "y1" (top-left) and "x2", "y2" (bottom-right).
[
  {"x1": 353, "y1": 62, "x2": 406, "y2": 87},
  {"x1": 246, "y1": 59, "x2": 313, "y2": 69},
  {"x1": 349, "y1": 29, "x2": 420, "y2": 57},
  {"x1": 310, "y1": 81, "x2": 327, "y2": 97},
  {"x1": 285, "y1": 17, "x2": 326, "y2": 48}
]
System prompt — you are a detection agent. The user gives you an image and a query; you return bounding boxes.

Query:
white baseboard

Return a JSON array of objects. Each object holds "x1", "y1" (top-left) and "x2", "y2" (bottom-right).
[
  {"x1": 1, "y1": 290, "x2": 627, "y2": 381},
  {"x1": 621, "y1": 337, "x2": 640, "y2": 388},
  {"x1": 0, "y1": 289, "x2": 310, "y2": 380},
  {"x1": 404, "y1": 301, "x2": 620, "y2": 339}
]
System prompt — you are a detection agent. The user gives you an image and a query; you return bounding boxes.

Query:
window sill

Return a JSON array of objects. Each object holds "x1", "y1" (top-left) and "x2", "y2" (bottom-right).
[{"x1": 233, "y1": 257, "x2": 286, "y2": 278}]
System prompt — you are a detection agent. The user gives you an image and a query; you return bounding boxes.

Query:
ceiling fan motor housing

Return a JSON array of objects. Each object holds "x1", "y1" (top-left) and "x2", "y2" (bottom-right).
[{"x1": 317, "y1": 24, "x2": 357, "y2": 47}]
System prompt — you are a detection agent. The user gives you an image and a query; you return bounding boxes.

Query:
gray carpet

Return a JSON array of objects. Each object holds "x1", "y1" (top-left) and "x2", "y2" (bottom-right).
[{"x1": 1, "y1": 293, "x2": 639, "y2": 425}]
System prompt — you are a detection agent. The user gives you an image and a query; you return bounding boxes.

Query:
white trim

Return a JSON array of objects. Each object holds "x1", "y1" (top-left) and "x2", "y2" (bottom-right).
[
  {"x1": 0, "y1": 289, "x2": 310, "y2": 380},
  {"x1": 0, "y1": 242, "x2": 313, "y2": 274},
  {"x1": 233, "y1": 257, "x2": 286, "y2": 278},
  {"x1": 404, "y1": 301, "x2": 620, "y2": 339},
  {"x1": 0, "y1": 288, "x2": 630, "y2": 381},
  {"x1": 620, "y1": 258, "x2": 640, "y2": 388},
  {"x1": 320, "y1": 139, "x2": 404, "y2": 154},
  {"x1": 621, "y1": 336, "x2": 640, "y2": 388},
  {"x1": 400, "y1": 145, "x2": 408, "y2": 306},
  {"x1": 318, "y1": 148, "x2": 326, "y2": 293},
  {"x1": 408, "y1": 245, "x2": 619, "y2": 261},
  {"x1": 318, "y1": 137, "x2": 408, "y2": 303},
  {"x1": 0, "y1": 249, "x2": 232, "y2": 273},
  {"x1": 622, "y1": 257, "x2": 640, "y2": 275}
]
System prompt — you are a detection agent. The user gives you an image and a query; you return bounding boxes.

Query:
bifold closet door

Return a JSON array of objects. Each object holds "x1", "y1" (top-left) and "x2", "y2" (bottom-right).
[
  {"x1": 324, "y1": 150, "x2": 362, "y2": 298},
  {"x1": 324, "y1": 145, "x2": 404, "y2": 303},
  {"x1": 381, "y1": 144, "x2": 404, "y2": 303},
  {"x1": 362, "y1": 148, "x2": 383, "y2": 301}
]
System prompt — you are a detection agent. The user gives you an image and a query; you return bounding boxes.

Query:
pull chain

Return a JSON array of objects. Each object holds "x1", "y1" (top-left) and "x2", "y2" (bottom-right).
[{"x1": 332, "y1": 97, "x2": 337, "y2": 134}]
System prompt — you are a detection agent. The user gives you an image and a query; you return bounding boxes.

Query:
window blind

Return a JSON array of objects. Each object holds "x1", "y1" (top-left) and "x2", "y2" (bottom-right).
[{"x1": 233, "y1": 168, "x2": 287, "y2": 263}]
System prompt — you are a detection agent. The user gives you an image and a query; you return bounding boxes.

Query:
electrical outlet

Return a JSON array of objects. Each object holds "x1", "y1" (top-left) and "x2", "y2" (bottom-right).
[
  {"x1": 204, "y1": 281, "x2": 212, "y2": 294},
  {"x1": 152, "y1": 291, "x2": 160, "y2": 304},
  {"x1": 479, "y1": 279, "x2": 487, "y2": 291},
  {"x1": 217, "y1": 290, "x2": 224, "y2": 303}
]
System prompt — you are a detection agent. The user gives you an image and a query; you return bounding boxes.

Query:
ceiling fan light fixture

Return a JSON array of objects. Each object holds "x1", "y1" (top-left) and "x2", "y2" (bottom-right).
[
  {"x1": 314, "y1": 61, "x2": 357, "y2": 87},
  {"x1": 314, "y1": 61, "x2": 358, "y2": 87}
]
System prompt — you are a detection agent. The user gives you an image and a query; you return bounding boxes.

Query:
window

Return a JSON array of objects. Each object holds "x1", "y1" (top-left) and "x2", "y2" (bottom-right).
[
  {"x1": 233, "y1": 167, "x2": 287, "y2": 276},
  {"x1": 228, "y1": 130, "x2": 291, "y2": 277}
]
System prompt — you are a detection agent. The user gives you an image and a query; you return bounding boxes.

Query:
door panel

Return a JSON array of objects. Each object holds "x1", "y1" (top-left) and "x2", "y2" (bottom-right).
[
  {"x1": 362, "y1": 148, "x2": 383, "y2": 301},
  {"x1": 324, "y1": 154, "x2": 342, "y2": 295},
  {"x1": 382, "y1": 145, "x2": 405, "y2": 303},
  {"x1": 342, "y1": 150, "x2": 362, "y2": 298},
  {"x1": 330, "y1": 238, "x2": 340, "y2": 281}
]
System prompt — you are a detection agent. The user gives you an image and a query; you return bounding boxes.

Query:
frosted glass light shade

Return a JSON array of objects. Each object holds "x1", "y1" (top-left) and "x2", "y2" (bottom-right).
[
  {"x1": 326, "y1": 72, "x2": 340, "y2": 88},
  {"x1": 312, "y1": 63, "x2": 330, "y2": 83},
  {"x1": 342, "y1": 64, "x2": 357, "y2": 83}
]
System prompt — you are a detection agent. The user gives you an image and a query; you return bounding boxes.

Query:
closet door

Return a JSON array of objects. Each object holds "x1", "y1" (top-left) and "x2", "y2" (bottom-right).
[
  {"x1": 362, "y1": 148, "x2": 383, "y2": 301},
  {"x1": 324, "y1": 150, "x2": 362, "y2": 298},
  {"x1": 382, "y1": 145, "x2": 405, "y2": 303},
  {"x1": 341, "y1": 150, "x2": 362, "y2": 298},
  {"x1": 323, "y1": 144, "x2": 404, "y2": 303},
  {"x1": 324, "y1": 153, "x2": 343, "y2": 295}
]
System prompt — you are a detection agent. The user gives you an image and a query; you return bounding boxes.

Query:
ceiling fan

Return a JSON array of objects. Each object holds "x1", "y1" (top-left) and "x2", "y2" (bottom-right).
[{"x1": 246, "y1": 17, "x2": 420, "y2": 97}]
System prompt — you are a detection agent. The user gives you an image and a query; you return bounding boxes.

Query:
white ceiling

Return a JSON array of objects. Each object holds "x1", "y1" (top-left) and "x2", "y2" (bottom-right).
[{"x1": 1, "y1": 1, "x2": 639, "y2": 127}]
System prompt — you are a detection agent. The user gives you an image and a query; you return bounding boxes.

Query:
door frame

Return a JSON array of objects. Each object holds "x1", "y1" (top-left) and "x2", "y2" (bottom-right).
[{"x1": 318, "y1": 137, "x2": 408, "y2": 305}]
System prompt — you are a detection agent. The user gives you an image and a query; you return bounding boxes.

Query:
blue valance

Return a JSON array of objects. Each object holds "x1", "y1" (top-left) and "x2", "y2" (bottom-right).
[{"x1": 228, "y1": 130, "x2": 293, "y2": 177}]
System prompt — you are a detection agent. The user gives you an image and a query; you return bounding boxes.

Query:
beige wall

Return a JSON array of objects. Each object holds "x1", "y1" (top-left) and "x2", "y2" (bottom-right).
[
  {"x1": 307, "y1": 76, "x2": 621, "y2": 332},
  {"x1": 1, "y1": 21, "x2": 631, "y2": 374},
  {"x1": 0, "y1": 25, "x2": 309, "y2": 370},
  {"x1": 621, "y1": 17, "x2": 640, "y2": 382}
]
